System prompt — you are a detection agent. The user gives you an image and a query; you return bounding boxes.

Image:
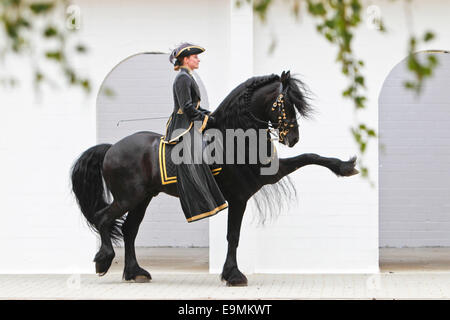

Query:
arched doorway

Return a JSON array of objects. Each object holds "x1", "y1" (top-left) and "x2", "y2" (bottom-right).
[
  {"x1": 96, "y1": 52, "x2": 210, "y2": 248},
  {"x1": 379, "y1": 50, "x2": 450, "y2": 270}
]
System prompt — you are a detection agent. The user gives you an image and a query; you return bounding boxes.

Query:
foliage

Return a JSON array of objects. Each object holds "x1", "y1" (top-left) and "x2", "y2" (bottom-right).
[{"x1": 0, "y1": 0, "x2": 90, "y2": 92}]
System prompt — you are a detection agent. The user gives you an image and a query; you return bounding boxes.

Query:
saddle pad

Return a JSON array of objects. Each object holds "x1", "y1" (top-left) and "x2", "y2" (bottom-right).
[{"x1": 159, "y1": 137, "x2": 222, "y2": 185}]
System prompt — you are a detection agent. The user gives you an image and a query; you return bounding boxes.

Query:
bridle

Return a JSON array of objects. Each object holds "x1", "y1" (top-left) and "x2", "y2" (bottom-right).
[
  {"x1": 246, "y1": 88, "x2": 298, "y2": 143},
  {"x1": 270, "y1": 90, "x2": 298, "y2": 143}
]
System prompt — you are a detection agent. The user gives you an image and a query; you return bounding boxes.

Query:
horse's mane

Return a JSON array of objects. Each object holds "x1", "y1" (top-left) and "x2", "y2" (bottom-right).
[
  {"x1": 212, "y1": 74, "x2": 281, "y2": 130},
  {"x1": 212, "y1": 74, "x2": 313, "y2": 131},
  {"x1": 210, "y1": 73, "x2": 313, "y2": 225}
]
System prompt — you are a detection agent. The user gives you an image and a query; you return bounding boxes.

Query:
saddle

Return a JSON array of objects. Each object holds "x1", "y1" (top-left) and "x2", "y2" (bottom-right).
[{"x1": 158, "y1": 137, "x2": 222, "y2": 185}]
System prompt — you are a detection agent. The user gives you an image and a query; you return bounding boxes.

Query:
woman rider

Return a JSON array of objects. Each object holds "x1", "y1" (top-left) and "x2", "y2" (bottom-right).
[{"x1": 162, "y1": 42, "x2": 228, "y2": 222}]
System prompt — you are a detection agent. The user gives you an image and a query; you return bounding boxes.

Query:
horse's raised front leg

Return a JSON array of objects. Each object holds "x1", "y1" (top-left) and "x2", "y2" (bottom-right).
[
  {"x1": 221, "y1": 200, "x2": 248, "y2": 287},
  {"x1": 122, "y1": 196, "x2": 152, "y2": 282},
  {"x1": 280, "y1": 153, "x2": 358, "y2": 179}
]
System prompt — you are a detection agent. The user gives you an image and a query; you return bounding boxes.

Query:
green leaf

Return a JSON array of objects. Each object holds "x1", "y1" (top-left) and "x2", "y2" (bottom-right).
[
  {"x1": 404, "y1": 81, "x2": 416, "y2": 90},
  {"x1": 307, "y1": 2, "x2": 327, "y2": 16},
  {"x1": 29, "y1": 2, "x2": 54, "y2": 14},
  {"x1": 75, "y1": 44, "x2": 87, "y2": 53},
  {"x1": 44, "y1": 26, "x2": 58, "y2": 37},
  {"x1": 325, "y1": 32, "x2": 334, "y2": 42},
  {"x1": 355, "y1": 96, "x2": 366, "y2": 109},
  {"x1": 355, "y1": 75, "x2": 365, "y2": 86},
  {"x1": 427, "y1": 54, "x2": 438, "y2": 66},
  {"x1": 17, "y1": 17, "x2": 31, "y2": 28},
  {"x1": 360, "y1": 142, "x2": 367, "y2": 153},
  {"x1": 360, "y1": 166, "x2": 368, "y2": 177},
  {"x1": 45, "y1": 51, "x2": 63, "y2": 61},
  {"x1": 342, "y1": 86, "x2": 354, "y2": 97},
  {"x1": 80, "y1": 79, "x2": 91, "y2": 92},
  {"x1": 35, "y1": 71, "x2": 44, "y2": 82},
  {"x1": 102, "y1": 86, "x2": 115, "y2": 97},
  {"x1": 325, "y1": 20, "x2": 335, "y2": 29},
  {"x1": 253, "y1": 0, "x2": 271, "y2": 21},
  {"x1": 423, "y1": 31, "x2": 435, "y2": 42}
]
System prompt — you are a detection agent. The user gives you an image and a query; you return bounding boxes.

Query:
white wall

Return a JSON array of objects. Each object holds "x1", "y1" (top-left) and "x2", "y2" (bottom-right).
[{"x1": 0, "y1": 49, "x2": 96, "y2": 273}]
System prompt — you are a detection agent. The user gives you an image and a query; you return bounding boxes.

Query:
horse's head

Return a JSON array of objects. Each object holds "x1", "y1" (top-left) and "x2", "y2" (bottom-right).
[
  {"x1": 213, "y1": 71, "x2": 312, "y2": 147},
  {"x1": 260, "y1": 71, "x2": 312, "y2": 147}
]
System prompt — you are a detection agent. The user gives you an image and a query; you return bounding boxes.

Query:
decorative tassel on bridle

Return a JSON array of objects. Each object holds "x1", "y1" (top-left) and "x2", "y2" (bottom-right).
[{"x1": 269, "y1": 90, "x2": 297, "y2": 142}]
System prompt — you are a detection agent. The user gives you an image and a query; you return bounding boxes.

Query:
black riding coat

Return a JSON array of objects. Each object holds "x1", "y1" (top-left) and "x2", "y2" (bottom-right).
[
  {"x1": 161, "y1": 67, "x2": 228, "y2": 222},
  {"x1": 162, "y1": 67, "x2": 210, "y2": 143}
]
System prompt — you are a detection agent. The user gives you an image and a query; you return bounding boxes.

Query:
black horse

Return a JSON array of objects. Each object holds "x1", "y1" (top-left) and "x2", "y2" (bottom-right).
[{"x1": 71, "y1": 71, "x2": 358, "y2": 286}]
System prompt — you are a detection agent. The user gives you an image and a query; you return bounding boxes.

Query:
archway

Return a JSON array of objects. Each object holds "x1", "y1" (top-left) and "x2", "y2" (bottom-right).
[{"x1": 379, "y1": 50, "x2": 450, "y2": 271}]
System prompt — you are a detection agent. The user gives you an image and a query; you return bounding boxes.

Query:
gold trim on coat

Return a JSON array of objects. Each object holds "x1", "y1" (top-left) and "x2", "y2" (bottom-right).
[
  {"x1": 159, "y1": 138, "x2": 222, "y2": 185},
  {"x1": 186, "y1": 202, "x2": 228, "y2": 222},
  {"x1": 199, "y1": 114, "x2": 209, "y2": 132},
  {"x1": 162, "y1": 101, "x2": 202, "y2": 144},
  {"x1": 165, "y1": 115, "x2": 172, "y2": 130}
]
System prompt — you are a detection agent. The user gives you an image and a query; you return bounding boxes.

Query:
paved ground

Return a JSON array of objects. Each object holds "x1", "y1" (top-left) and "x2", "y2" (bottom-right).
[
  {"x1": 1, "y1": 248, "x2": 450, "y2": 299},
  {"x1": 380, "y1": 247, "x2": 450, "y2": 272}
]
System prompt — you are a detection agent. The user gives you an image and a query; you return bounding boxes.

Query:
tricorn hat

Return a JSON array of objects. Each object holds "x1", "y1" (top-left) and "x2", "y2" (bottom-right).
[{"x1": 169, "y1": 42, "x2": 205, "y2": 70}]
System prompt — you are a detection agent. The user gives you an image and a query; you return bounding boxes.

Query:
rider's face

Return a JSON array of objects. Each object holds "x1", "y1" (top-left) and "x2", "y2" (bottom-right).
[{"x1": 183, "y1": 54, "x2": 200, "y2": 70}]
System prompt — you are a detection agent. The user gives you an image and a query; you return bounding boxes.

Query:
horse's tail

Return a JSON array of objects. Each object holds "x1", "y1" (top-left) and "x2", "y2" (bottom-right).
[{"x1": 70, "y1": 144, "x2": 123, "y2": 242}]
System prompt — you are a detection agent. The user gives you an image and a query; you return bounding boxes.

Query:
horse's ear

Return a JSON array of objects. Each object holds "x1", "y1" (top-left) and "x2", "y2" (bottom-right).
[{"x1": 280, "y1": 70, "x2": 290, "y2": 89}]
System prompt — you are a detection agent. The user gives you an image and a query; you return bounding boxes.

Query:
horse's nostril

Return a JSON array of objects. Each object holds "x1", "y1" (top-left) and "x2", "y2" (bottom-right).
[{"x1": 291, "y1": 136, "x2": 299, "y2": 146}]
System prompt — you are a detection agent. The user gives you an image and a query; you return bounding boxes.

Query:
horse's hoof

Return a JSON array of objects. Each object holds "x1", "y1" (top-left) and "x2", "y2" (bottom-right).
[
  {"x1": 94, "y1": 250, "x2": 115, "y2": 276},
  {"x1": 135, "y1": 275, "x2": 151, "y2": 283},
  {"x1": 223, "y1": 273, "x2": 248, "y2": 287},
  {"x1": 122, "y1": 266, "x2": 152, "y2": 283},
  {"x1": 221, "y1": 268, "x2": 248, "y2": 287},
  {"x1": 95, "y1": 258, "x2": 113, "y2": 276},
  {"x1": 122, "y1": 275, "x2": 151, "y2": 283},
  {"x1": 339, "y1": 156, "x2": 359, "y2": 177},
  {"x1": 226, "y1": 281, "x2": 248, "y2": 287},
  {"x1": 227, "y1": 281, "x2": 248, "y2": 287}
]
